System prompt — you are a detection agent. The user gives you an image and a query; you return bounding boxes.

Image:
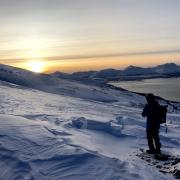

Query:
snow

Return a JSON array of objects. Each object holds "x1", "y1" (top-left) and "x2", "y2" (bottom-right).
[
  {"x1": 50, "y1": 63, "x2": 180, "y2": 81},
  {"x1": 0, "y1": 65, "x2": 180, "y2": 179}
]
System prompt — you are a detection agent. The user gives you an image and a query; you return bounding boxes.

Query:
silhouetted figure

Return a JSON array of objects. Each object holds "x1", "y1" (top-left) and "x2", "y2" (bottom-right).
[{"x1": 142, "y1": 93, "x2": 161, "y2": 154}]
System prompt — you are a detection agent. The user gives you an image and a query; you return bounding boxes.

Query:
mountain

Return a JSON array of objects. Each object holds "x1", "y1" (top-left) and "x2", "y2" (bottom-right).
[
  {"x1": 122, "y1": 65, "x2": 153, "y2": 75},
  {"x1": 72, "y1": 70, "x2": 97, "y2": 79},
  {"x1": 1, "y1": 63, "x2": 179, "y2": 88},
  {"x1": 120, "y1": 63, "x2": 180, "y2": 77},
  {"x1": 153, "y1": 63, "x2": 180, "y2": 74},
  {"x1": 89, "y1": 69, "x2": 121, "y2": 79},
  {"x1": 51, "y1": 71, "x2": 70, "y2": 79},
  {"x1": 52, "y1": 63, "x2": 180, "y2": 82}
]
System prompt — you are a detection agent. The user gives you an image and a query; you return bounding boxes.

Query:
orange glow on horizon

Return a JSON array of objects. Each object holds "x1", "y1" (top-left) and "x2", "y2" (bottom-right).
[
  {"x1": 43, "y1": 54, "x2": 180, "y2": 73},
  {"x1": 2, "y1": 53, "x2": 180, "y2": 74}
]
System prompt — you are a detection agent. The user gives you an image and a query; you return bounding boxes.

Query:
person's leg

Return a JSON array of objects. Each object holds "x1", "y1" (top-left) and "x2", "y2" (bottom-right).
[
  {"x1": 153, "y1": 128, "x2": 161, "y2": 153},
  {"x1": 146, "y1": 128, "x2": 156, "y2": 152}
]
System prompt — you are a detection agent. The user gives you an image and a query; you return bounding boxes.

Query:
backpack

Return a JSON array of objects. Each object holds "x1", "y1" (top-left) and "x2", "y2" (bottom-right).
[{"x1": 159, "y1": 105, "x2": 168, "y2": 124}]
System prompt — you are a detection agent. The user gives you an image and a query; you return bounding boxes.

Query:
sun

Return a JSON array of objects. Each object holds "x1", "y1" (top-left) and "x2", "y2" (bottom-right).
[{"x1": 26, "y1": 61, "x2": 45, "y2": 73}]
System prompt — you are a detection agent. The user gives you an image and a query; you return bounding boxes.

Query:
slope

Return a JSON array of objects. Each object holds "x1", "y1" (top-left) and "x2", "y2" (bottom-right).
[{"x1": 0, "y1": 79, "x2": 179, "y2": 179}]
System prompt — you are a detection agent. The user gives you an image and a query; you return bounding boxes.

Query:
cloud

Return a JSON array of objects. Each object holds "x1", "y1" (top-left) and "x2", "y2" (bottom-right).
[{"x1": 0, "y1": 48, "x2": 180, "y2": 64}]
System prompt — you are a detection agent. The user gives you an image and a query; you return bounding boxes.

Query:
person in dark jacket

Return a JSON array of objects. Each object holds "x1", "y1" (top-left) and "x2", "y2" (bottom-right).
[{"x1": 142, "y1": 93, "x2": 161, "y2": 154}]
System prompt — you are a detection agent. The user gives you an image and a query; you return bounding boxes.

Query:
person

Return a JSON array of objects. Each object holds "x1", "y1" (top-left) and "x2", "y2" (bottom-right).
[{"x1": 142, "y1": 93, "x2": 161, "y2": 154}]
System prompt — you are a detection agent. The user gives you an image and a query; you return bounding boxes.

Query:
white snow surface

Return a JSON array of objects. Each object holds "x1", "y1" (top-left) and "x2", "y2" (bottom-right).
[{"x1": 0, "y1": 78, "x2": 180, "y2": 180}]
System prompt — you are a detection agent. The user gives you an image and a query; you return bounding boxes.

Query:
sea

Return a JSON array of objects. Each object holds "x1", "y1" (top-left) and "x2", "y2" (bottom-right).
[{"x1": 110, "y1": 77, "x2": 180, "y2": 102}]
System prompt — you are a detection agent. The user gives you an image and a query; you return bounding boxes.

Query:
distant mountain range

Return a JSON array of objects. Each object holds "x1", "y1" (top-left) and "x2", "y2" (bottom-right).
[
  {"x1": 51, "y1": 63, "x2": 180, "y2": 82},
  {"x1": 0, "y1": 63, "x2": 180, "y2": 87},
  {"x1": 0, "y1": 62, "x2": 180, "y2": 102}
]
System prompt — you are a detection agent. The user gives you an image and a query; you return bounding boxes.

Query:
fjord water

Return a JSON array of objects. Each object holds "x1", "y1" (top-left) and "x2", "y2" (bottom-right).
[{"x1": 111, "y1": 77, "x2": 180, "y2": 102}]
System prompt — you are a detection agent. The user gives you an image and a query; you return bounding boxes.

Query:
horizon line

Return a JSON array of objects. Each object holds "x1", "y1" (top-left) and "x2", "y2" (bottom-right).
[{"x1": 0, "y1": 61, "x2": 179, "y2": 74}]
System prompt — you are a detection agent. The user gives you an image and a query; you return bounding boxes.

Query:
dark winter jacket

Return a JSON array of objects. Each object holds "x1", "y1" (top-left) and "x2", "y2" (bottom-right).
[{"x1": 142, "y1": 101, "x2": 161, "y2": 129}]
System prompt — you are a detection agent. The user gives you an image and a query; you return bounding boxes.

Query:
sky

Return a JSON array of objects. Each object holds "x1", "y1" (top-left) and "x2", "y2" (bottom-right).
[{"x1": 0, "y1": 0, "x2": 180, "y2": 73}]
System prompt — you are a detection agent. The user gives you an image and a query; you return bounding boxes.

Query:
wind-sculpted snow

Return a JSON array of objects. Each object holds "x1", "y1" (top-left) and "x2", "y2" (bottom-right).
[
  {"x1": 0, "y1": 77, "x2": 180, "y2": 179},
  {"x1": 71, "y1": 116, "x2": 146, "y2": 138},
  {"x1": 72, "y1": 117, "x2": 122, "y2": 137},
  {"x1": 0, "y1": 114, "x2": 175, "y2": 180}
]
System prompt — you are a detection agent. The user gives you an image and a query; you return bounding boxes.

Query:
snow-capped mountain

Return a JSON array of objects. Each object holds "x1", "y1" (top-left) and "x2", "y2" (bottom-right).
[
  {"x1": 89, "y1": 69, "x2": 121, "y2": 79},
  {"x1": 121, "y1": 65, "x2": 153, "y2": 76},
  {"x1": 52, "y1": 63, "x2": 180, "y2": 82},
  {"x1": 153, "y1": 63, "x2": 180, "y2": 74},
  {"x1": 122, "y1": 63, "x2": 180, "y2": 75}
]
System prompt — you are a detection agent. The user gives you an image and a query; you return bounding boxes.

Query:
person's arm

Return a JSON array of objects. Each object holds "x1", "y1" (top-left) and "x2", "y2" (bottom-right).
[{"x1": 142, "y1": 105, "x2": 148, "y2": 117}]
